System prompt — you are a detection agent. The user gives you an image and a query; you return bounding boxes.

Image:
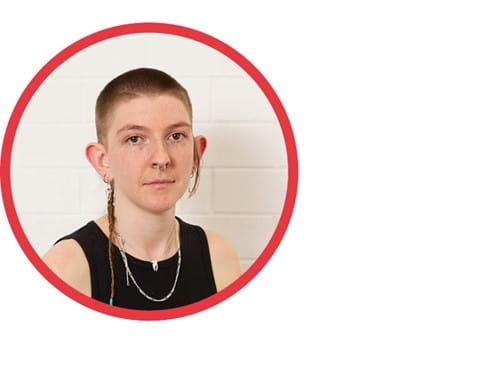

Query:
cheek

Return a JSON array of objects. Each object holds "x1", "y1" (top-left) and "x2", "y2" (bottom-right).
[
  {"x1": 117, "y1": 145, "x2": 151, "y2": 163},
  {"x1": 173, "y1": 144, "x2": 195, "y2": 170},
  {"x1": 108, "y1": 152, "x2": 142, "y2": 178}
]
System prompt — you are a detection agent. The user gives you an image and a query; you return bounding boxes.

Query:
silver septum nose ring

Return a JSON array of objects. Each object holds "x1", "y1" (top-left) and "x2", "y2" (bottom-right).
[{"x1": 153, "y1": 163, "x2": 168, "y2": 170}]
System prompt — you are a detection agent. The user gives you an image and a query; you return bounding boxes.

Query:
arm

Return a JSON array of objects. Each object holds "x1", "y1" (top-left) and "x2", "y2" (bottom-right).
[
  {"x1": 205, "y1": 230, "x2": 242, "y2": 292},
  {"x1": 42, "y1": 240, "x2": 91, "y2": 296}
]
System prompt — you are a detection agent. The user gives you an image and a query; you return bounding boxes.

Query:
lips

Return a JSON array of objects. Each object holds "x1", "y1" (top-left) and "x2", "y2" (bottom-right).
[{"x1": 145, "y1": 179, "x2": 175, "y2": 185}]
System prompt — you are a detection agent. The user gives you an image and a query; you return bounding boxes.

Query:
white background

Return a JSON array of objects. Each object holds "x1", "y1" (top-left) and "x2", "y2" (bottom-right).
[{"x1": 1, "y1": 1, "x2": 500, "y2": 374}]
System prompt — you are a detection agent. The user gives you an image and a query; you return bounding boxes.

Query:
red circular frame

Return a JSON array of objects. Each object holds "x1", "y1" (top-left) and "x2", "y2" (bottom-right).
[{"x1": 0, "y1": 22, "x2": 298, "y2": 320}]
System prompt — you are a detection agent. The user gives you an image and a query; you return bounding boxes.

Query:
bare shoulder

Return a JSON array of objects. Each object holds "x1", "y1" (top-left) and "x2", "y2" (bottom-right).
[
  {"x1": 204, "y1": 229, "x2": 241, "y2": 292},
  {"x1": 42, "y1": 239, "x2": 91, "y2": 296}
]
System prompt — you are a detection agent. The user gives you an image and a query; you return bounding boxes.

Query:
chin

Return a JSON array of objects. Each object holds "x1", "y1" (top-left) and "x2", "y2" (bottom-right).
[
  {"x1": 143, "y1": 204, "x2": 176, "y2": 215},
  {"x1": 142, "y1": 196, "x2": 180, "y2": 214}
]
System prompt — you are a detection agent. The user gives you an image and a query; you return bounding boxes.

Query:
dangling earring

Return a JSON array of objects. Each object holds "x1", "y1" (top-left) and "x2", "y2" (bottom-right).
[
  {"x1": 103, "y1": 173, "x2": 114, "y2": 206},
  {"x1": 106, "y1": 182, "x2": 113, "y2": 206},
  {"x1": 103, "y1": 173, "x2": 116, "y2": 305},
  {"x1": 187, "y1": 169, "x2": 194, "y2": 193}
]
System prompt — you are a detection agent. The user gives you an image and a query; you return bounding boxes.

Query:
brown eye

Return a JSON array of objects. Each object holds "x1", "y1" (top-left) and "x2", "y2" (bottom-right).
[
  {"x1": 127, "y1": 136, "x2": 142, "y2": 144},
  {"x1": 169, "y1": 132, "x2": 185, "y2": 142}
]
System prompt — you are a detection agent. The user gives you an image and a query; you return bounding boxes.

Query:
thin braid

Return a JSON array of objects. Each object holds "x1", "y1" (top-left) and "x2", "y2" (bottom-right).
[{"x1": 106, "y1": 179, "x2": 116, "y2": 305}]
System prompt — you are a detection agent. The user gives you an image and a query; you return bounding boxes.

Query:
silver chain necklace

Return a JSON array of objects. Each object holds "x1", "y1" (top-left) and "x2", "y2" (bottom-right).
[{"x1": 114, "y1": 222, "x2": 181, "y2": 303}]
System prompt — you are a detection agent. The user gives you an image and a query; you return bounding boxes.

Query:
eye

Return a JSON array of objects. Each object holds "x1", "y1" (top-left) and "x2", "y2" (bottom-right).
[
  {"x1": 168, "y1": 132, "x2": 186, "y2": 142},
  {"x1": 126, "y1": 135, "x2": 143, "y2": 144}
]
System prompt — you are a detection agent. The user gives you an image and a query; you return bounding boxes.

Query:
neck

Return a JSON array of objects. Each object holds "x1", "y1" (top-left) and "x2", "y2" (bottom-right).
[{"x1": 109, "y1": 194, "x2": 179, "y2": 262}]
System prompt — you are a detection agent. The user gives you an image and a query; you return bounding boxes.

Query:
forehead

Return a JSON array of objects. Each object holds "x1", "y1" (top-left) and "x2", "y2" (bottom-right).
[{"x1": 108, "y1": 94, "x2": 191, "y2": 134}]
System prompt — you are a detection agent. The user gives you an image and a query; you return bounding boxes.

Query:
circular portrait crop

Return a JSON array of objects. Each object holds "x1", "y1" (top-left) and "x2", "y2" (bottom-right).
[{"x1": 1, "y1": 23, "x2": 297, "y2": 320}]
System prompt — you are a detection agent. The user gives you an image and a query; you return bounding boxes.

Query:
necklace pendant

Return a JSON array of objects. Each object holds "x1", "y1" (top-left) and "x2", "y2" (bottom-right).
[{"x1": 152, "y1": 260, "x2": 158, "y2": 272}]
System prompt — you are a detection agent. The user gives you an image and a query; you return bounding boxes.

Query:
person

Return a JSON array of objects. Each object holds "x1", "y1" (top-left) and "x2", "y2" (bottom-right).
[{"x1": 42, "y1": 68, "x2": 241, "y2": 310}]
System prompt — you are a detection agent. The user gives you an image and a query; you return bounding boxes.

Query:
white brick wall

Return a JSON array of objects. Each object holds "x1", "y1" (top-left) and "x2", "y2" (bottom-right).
[
  {"x1": 11, "y1": 168, "x2": 81, "y2": 213},
  {"x1": 10, "y1": 33, "x2": 287, "y2": 273},
  {"x1": 21, "y1": 78, "x2": 81, "y2": 123},
  {"x1": 199, "y1": 124, "x2": 287, "y2": 167},
  {"x1": 213, "y1": 169, "x2": 287, "y2": 213},
  {"x1": 213, "y1": 78, "x2": 277, "y2": 122}
]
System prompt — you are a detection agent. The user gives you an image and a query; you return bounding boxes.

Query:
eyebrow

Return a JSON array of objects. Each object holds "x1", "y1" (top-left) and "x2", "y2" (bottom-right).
[{"x1": 116, "y1": 122, "x2": 192, "y2": 135}]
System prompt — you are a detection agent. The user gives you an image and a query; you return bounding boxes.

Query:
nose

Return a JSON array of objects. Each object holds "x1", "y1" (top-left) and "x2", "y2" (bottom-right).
[{"x1": 150, "y1": 139, "x2": 171, "y2": 170}]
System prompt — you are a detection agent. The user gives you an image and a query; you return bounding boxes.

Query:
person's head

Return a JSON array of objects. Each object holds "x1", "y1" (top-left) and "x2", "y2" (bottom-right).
[{"x1": 86, "y1": 68, "x2": 207, "y2": 215}]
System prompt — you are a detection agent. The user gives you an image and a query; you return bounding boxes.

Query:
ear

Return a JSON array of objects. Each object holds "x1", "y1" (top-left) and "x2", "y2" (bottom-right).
[
  {"x1": 194, "y1": 135, "x2": 207, "y2": 160},
  {"x1": 85, "y1": 142, "x2": 111, "y2": 180}
]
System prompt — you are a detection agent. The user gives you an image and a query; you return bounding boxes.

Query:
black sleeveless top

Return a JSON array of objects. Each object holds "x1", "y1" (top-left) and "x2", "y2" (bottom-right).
[{"x1": 53, "y1": 217, "x2": 217, "y2": 310}]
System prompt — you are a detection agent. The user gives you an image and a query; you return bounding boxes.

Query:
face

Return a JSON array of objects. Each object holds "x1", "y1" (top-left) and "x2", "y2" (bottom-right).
[{"x1": 99, "y1": 94, "x2": 201, "y2": 214}]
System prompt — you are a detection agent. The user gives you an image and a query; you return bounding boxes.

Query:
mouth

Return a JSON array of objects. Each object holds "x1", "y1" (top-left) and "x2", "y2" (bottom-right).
[{"x1": 144, "y1": 179, "x2": 176, "y2": 188}]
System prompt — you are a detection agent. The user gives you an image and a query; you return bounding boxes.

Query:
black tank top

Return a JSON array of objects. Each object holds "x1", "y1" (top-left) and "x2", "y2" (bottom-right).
[{"x1": 53, "y1": 216, "x2": 217, "y2": 310}]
